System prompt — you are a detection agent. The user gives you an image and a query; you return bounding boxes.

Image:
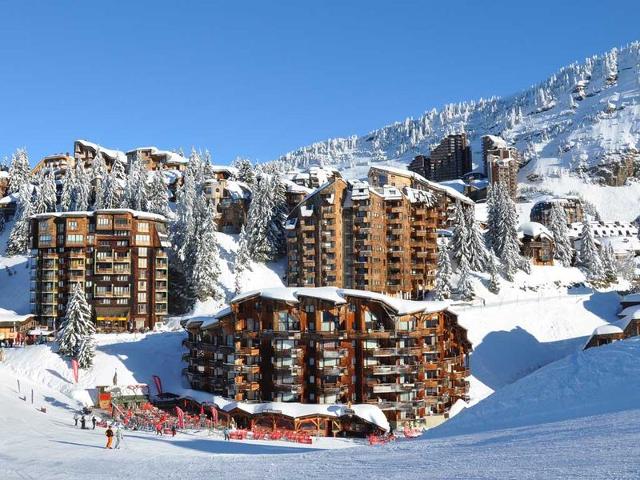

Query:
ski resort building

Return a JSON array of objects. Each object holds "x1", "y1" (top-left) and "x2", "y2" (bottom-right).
[
  {"x1": 482, "y1": 135, "x2": 520, "y2": 199},
  {"x1": 568, "y1": 221, "x2": 640, "y2": 259},
  {"x1": 203, "y1": 167, "x2": 251, "y2": 234},
  {"x1": 518, "y1": 222, "x2": 555, "y2": 266},
  {"x1": 74, "y1": 140, "x2": 128, "y2": 171},
  {"x1": 408, "y1": 133, "x2": 472, "y2": 182},
  {"x1": 125, "y1": 147, "x2": 189, "y2": 172},
  {"x1": 530, "y1": 197, "x2": 585, "y2": 226},
  {"x1": 284, "y1": 165, "x2": 473, "y2": 299},
  {"x1": 183, "y1": 287, "x2": 472, "y2": 428},
  {"x1": 29, "y1": 209, "x2": 171, "y2": 332}
]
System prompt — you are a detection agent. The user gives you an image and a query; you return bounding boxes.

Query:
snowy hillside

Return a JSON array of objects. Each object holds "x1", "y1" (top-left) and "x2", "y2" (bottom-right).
[{"x1": 274, "y1": 42, "x2": 640, "y2": 186}]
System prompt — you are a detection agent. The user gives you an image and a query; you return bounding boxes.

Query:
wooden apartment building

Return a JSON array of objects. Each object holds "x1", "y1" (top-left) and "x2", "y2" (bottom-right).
[
  {"x1": 530, "y1": 197, "x2": 585, "y2": 226},
  {"x1": 183, "y1": 287, "x2": 472, "y2": 427},
  {"x1": 285, "y1": 166, "x2": 474, "y2": 299},
  {"x1": 482, "y1": 135, "x2": 520, "y2": 199},
  {"x1": 30, "y1": 209, "x2": 171, "y2": 332},
  {"x1": 203, "y1": 166, "x2": 251, "y2": 233}
]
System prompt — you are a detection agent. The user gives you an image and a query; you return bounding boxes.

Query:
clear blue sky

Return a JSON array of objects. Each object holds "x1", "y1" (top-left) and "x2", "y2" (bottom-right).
[{"x1": 0, "y1": 0, "x2": 638, "y2": 166}]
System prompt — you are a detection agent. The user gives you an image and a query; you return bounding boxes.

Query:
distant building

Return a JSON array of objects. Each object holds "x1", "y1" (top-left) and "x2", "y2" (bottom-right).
[
  {"x1": 482, "y1": 135, "x2": 520, "y2": 199},
  {"x1": 518, "y1": 222, "x2": 555, "y2": 266},
  {"x1": 30, "y1": 209, "x2": 170, "y2": 332},
  {"x1": 126, "y1": 147, "x2": 189, "y2": 172},
  {"x1": 203, "y1": 167, "x2": 251, "y2": 234},
  {"x1": 568, "y1": 221, "x2": 640, "y2": 259},
  {"x1": 530, "y1": 197, "x2": 585, "y2": 226},
  {"x1": 409, "y1": 134, "x2": 472, "y2": 182},
  {"x1": 183, "y1": 287, "x2": 472, "y2": 428}
]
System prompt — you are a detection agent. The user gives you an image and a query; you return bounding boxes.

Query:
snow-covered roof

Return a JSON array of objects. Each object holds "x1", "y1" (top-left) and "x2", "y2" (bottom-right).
[
  {"x1": 622, "y1": 293, "x2": 640, "y2": 304},
  {"x1": 591, "y1": 324, "x2": 624, "y2": 336},
  {"x1": 0, "y1": 170, "x2": 9, "y2": 179},
  {"x1": 518, "y1": 221, "x2": 553, "y2": 240},
  {"x1": 618, "y1": 304, "x2": 640, "y2": 318},
  {"x1": 229, "y1": 287, "x2": 450, "y2": 316},
  {"x1": 370, "y1": 165, "x2": 474, "y2": 205},
  {"x1": 483, "y1": 135, "x2": 508, "y2": 149},
  {"x1": 405, "y1": 187, "x2": 436, "y2": 205},
  {"x1": 76, "y1": 139, "x2": 127, "y2": 163},
  {"x1": 439, "y1": 179, "x2": 466, "y2": 194},
  {"x1": 210, "y1": 165, "x2": 239, "y2": 175},
  {"x1": 0, "y1": 193, "x2": 18, "y2": 205},
  {"x1": 31, "y1": 208, "x2": 168, "y2": 222},
  {"x1": 283, "y1": 179, "x2": 313, "y2": 195},
  {"x1": 209, "y1": 396, "x2": 389, "y2": 432},
  {"x1": 0, "y1": 308, "x2": 33, "y2": 326},
  {"x1": 224, "y1": 180, "x2": 251, "y2": 200},
  {"x1": 127, "y1": 146, "x2": 189, "y2": 165}
]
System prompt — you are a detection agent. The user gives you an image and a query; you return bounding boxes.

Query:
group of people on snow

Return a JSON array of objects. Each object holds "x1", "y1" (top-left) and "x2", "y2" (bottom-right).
[{"x1": 73, "y1": 412, "x2": 99, "y2": 430}]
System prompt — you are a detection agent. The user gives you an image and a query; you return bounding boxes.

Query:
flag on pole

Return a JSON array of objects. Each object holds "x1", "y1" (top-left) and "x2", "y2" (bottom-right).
[
  {"x1": 151, "y1": 375, "x2": 163, "y2": 396},
  {"x1": 175, "y1": 407, "x2": 185, "y2": 429}
]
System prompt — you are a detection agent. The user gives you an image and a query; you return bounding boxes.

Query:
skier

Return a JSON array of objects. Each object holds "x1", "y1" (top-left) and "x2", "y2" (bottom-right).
[
  {"x1": 105, "y1": 425, "x2": 114, "y2": 449},
  {"x1": 114, "y1": 426, "x2": 123, "y2": 449},
  {"x1": 92, "y1": 415, "x2": 97, "y2": 430},
  {"x1": 73, "y1": 413, "x2": 79, "y2": 427},
  {"x1": 80, "y1": 415, "x2": 86, "y2": 429},
  {"x1": 223, "y1": 426, "x2": 230, "y2": 441},
  {"x1": 156, "y1": 423, "x2": 163, "y2": 436},
  {"x1": 171, "y1": 424, "x2": 176, "y2": 437}
]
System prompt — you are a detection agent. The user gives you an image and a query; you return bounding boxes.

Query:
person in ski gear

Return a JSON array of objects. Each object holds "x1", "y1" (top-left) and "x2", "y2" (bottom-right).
[
  {"x1": 114, "y1": 426, "x2": 123, "y2": 449},
  {"x1": 223, "y1": 427, "x2": 230, "y2": 441},
  {"x1": 105, "y1": 426, "x2": 114, "y2": 449},
  {"x1": 156, "y1": 423, "x2": 163, "y2": 436},
  {"x1": 171, "y1": 425, "x2": 176, "y2": 437},
  {"x1": 80, "y1": 415, "x2": 86, "y2": 429},
  {"x1": 92, "y1": 416, "x2": 97, "y2": 429},
  {"x1": 73, "y1": 413, "x2": 79, "y2": 427}
]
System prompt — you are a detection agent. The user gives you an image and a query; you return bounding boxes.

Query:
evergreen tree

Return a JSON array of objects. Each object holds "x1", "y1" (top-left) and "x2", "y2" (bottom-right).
[
  {"x1": 92, "y1": 153, "x2": 108, "y2": 210},
  {"x1": 0, "y1": 214, "x2": 5, "y2": 234},
  {"x1": 485, "y1": 184, "x2": 498, "y2": 250},
  {"x1": 147, "y1": 172, "x2": 169, "y2": 216},
  {"x1": 547, "y1": 203, "x2": 573, "y2": 267},
  {"x1": 488, "y1": 253, "x2": 501, "y2": 294},
  {"x1": 233, "y1": 226, "x2": 252, "y2": 295},
  {"x1": 59, "y1": 167, "x2": 76, "y2": 212},
  {"x1": 456, "y1": 255, "x2": 474, "y2": 301},
  {"x1": 601, "y1": 243, "x2": 617, "y2": 284},
  {"x1": 76, "y1": 335, "x2": 96, "y2": 369},
  {"x1": 57, "y1": 283, "x2": 94, "y2": 358},
  {"x1": 464, "y1": 206, "x2": 489, "y2": 271},
  {"x1": 122, "y1": 152, "x2": 148, "y2": 210},
  {"x1": 190, "y1": 196, "x2": 223, "y2": 302},
  {"x1": 104, "y1": 156, "x2": 126, "y2": 208},
  {"x1": 7, "y1": 148, "x2": 31, "y2": 195},
  {"x1": 493, "y1": 181, "x2": 524, "y2": 280},
  {"x1": 244, "y1": 174, "x2": 286, "y2": 262},
  {"x1": 434, "y1": 242, "x2": 452, "y2": 300},
  {"x1": 232, "y1": 157, "x2": 256, "y2": 187},
  {"x1": 577, "y1": 221, "x2": 604, "y2": 281},
  {"x1": 73, "y1": 162, "x2": 90, "y2": 211},
  {"x1": 35, "y1": 170, "x2": 57, "y2": 214},
  {"x1": 450, "y1": 202, "x2": 470, "y2": 266},
  {"x1": 5, "y1": 184, "x2": 34, "y2": 256},
  {"x1": 266, "y1": 174, "x2": 288, "y2": 258}
]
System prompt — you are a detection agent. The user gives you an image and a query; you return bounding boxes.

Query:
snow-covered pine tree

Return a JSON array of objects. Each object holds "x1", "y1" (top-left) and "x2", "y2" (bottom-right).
[
  {"x1": 485, "y1": 184, "x2": 500, "y2": 252},
  {"x1": 57, "y1": 283, "x2": 94, "y2": 358},
  {"x1": 7, "y1": 148, "x2": 31, "y2": 195},
  {"x1": 243, "y1": 174, "x2": 276, "y2": 262},
  {"x1": 456, "y1": 255, "x2": 474, "y2": 301},
  {"x1": 433, "y1": 242, "x2": 452, "y2": 300},
  {"x1": 92, "y1": 153, "x2": 108, "y2": 210},
  {"x1": 488, "y1": 253, "x2": 501, "y2": 294},
  {"x1": 171, "y1": 152, "x2": 202, "y2": 266},
  {"x1": 233, "y1": 225, "x2": 252, "y2": 295},
  {"x1": 122, "y1": 152, "x2": 148, "y2": 211},
  {"x1": 104, "y1": 155, "x2": 126, "y2": 208},
  {"x1": 35, "y1": 170, "x2": 57, "y2": 214},
  {"x1": 577, "y1": 221, "x2": 604, "y2": 281},
  {"x1": 76, "y1": 335, "x2": 96, "y2": 369},
  {"x1": 146, "y1": 172, "x2": 169, "y2": 216},
  {"x1": 450, "y1": 201, "x2": 470, "y2": 266},
  {"x1": 232, "y1": 157, "x2": 256, "y2": 187},
  {"x1": 5, "y1": 183, "x2": 35, "y2": 256},
  {"x1": 547, "y1": 202, "x2": 573, "y2": 267},
  {"x1": 190, "y1": 196, "x2": 223, "y2": 302},
  {"x1": 59, "y1": 166, "x2": 76, "y2": 212},
  {"x1": 464, "y1": 206, "x2": 489, "y2": 271},
  {"x1": 266, "y1": 174, "x2": 288, "y2": 258},
  {"x1": 73, "y1": 162, "x2": 90, "y2": 211},
  {"x1": 601, "y1": 243, "x2": 617, "y2": 284},
  {"x1": 494, "y1": 181, "x2": 524, "y2": 280}
]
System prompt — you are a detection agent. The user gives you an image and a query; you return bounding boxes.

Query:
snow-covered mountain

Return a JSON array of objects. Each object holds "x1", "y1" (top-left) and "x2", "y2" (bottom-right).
[{"x1": 274, "y1": 42, "x2": 640, "y2": 185}]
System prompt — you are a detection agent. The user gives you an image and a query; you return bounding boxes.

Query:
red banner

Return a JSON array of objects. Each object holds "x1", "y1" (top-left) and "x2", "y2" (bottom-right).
[
  {"x1": 210, "y1": 406, "x2": 218, "y2": 425},
  {"x1": 71, "y1": 359, "x2": 79, "y2": 383},
  {"x1": 151, "y1": 375, "x2": 163, "y2": 396},
  {"x1": 175, "y1": 406, "x2": 185, "y2": 429}
]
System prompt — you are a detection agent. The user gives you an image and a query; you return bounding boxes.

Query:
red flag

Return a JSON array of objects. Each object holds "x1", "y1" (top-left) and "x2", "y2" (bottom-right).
[
  {"x1": 151, "y1": 375, "x2": 163, "y2": 396},
  {"x1": 210, "y1": 406, "x2": 218, "y2": 425},
  {"x1": 71, "y1": 359, "x2": 79, "y2": 383},
  {"x1": 175, "y1": 406, "x2": 185, "y2": 429}
]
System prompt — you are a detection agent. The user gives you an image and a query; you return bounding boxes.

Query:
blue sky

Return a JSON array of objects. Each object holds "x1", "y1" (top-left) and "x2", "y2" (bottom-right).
[{"x1": 0, "y1": 0, "x2": 638, "y2": 166}]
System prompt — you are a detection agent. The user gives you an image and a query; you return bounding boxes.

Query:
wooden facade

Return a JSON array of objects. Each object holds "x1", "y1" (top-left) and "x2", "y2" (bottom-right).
[
  {"x1": 29, "y1": 209, "x2": 170, "y2": 332},
  {"x1": 203, "y1": 172, "x2": 251, "y2": 234},
  {"x1": 183, "y1": 287, "x2": 472, "y2": 428},
  {"x1": 286, "y1": 166, "x2": 473, "y2": 298},
  {"x1": 530, "y1": 197, "x2": 585, "y2": 226},
  {"x1": 408, "y1": 134, "x2": 472, "y2": 182}
]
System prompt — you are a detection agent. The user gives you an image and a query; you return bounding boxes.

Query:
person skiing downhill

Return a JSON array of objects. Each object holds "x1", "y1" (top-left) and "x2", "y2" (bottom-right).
[
  {"x1": 92, "y1": 416, "x2": 97, "y2": 430},
  {"x1": 105, "y1": 426, "x2": 114, "y2": 449},
  {"x1": 114, "y1": 426, "x2": 123, "y2": 449},
  {"x1": 73, "y1": 413, "x2": 79, "y2": 427}
]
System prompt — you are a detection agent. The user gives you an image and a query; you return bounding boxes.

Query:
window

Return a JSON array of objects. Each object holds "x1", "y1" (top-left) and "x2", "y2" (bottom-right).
[
  {"x1": 97, "y1": 216, "x2": 110, "y2": 226},
  {"x1": 135, "y1": 234, "x2": 150, "y2": 245},
  {"x1": 67, "y1": 220, "x2": 78, "y2": 231},
  {"x1": 116, "y1": 240, "x2": 128, "y2": 247},
  {"x1": 137, "y1": 222, "x2": 149, "y2": 232},
  {"x1": 38, "y1": 220, "x2": 49, "y2": 230},
  {"x1": 138, "y1": 280, "x2": 147, "y2": 291},
  {"x1": 39, "y1": 235, "x2": 52, "y2": 243},
  {"x1": 137, "y1": 304, "x2": 147, "y2": 314},
  {"x1": 116, "y1": 275, "x2": 128, "y2": 282},
  {"x1": 66, "y1": 234, "x2": 84, "y2": 243},
  {"x1": 138, "y1": 258, "x2": 147, "y2": 269},
  {"x1": 138, "y1": 247, "x2": 148, "y2": 257},
  {"x1": 116, "y1": 298, "x2": 128, "y2": 305},
  {"x1": 137, "y1": 292, "x2": 147, "y2": 303}
]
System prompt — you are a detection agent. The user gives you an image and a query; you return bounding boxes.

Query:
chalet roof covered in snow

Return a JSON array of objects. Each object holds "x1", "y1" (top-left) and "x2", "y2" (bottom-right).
[
  {"x1": 282, "y1": 179, "x2": 313, "y2": 194},
  {"x1": 229, "y1": 286, "x2": 450, "y2": 316},
  {"x1": 127, "y1": 146, "x2": 189, "y2": 165},
  {"x1": 0, "y1": 170, "x2": 9, "y2": 179},
  {"x1": 618, "y1": 304, "x2": 640, "y2": 318},
  {"x1": 0, "y1": 193, "x2": 18, "y2": 205},
  {"x1": 75, "y1": 139, "x2": 127, "y2": 163},
  {"x1": 209, "y1": 395, "x2": 390, "y2": 432},
  {"x1": 370, "y1": 165, "x2": 474, "y2": 205},
  {"x1": 518, "y1": 221, "x2": 553, "y2": 240},
  {"x1": 210, "y1": 165, "x2": 239, "y2": 176},
  {"x1": 483, "y1": 134, "x2": 509, "y2": 149},
  {"x1": 31, "y1": 208, "x2": 168, "y2": 223}
]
